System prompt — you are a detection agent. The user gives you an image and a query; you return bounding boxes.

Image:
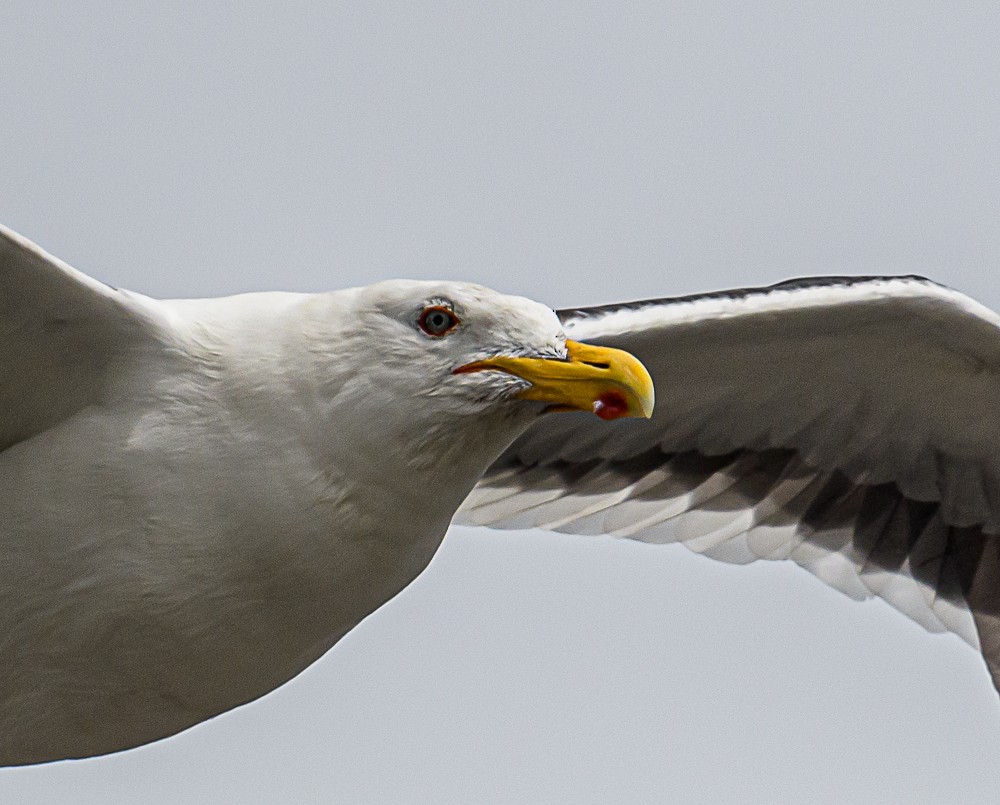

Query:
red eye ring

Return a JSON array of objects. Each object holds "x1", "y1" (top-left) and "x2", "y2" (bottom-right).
[{"x1": 418, "y1": 305, "x2": 460, "y2": 337}]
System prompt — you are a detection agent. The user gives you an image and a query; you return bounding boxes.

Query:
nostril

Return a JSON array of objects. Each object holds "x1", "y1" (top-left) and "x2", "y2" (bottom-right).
[{"x1": 581, "y1": 361, "x2": 610, "y2": 369}]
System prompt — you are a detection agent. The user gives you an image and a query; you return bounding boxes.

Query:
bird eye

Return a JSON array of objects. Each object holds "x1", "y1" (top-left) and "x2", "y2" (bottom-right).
[{"x1": 418, "y1": 305, "x2": 460, "y2": 337}]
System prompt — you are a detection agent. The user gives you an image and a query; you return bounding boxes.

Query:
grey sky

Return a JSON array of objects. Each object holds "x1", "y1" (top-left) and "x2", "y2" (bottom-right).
[{"x1": 2, "y1": 2, "x2": 1000, "y2": 802}]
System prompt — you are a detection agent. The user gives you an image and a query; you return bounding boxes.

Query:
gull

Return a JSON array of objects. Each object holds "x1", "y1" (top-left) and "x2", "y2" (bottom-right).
[{"x1": 2, "y1": 225, "x2": 998, "y2": 765}]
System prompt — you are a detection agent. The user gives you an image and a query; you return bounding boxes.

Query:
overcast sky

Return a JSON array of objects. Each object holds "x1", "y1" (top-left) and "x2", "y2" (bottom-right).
[{"x1": 3, "y1": 2, "x2": 1000, "y2": 803}]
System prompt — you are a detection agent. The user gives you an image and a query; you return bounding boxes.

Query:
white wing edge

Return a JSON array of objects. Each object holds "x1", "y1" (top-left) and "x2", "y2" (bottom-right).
[{"x1": 561, "y1": 276, "x2": 1000, "y2": 341}]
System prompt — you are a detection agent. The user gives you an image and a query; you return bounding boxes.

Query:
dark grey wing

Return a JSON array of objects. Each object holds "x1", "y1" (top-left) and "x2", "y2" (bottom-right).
[
  {"x1": 0, "y1": 225, "x2": 166, "y2": 451},
  {"x1": 457, "y1": 276, "x2": 1000, "y2": 689}
]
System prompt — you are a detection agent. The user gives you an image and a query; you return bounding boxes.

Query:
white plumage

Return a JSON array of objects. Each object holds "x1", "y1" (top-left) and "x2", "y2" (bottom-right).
[{"x1": 3, "y1": 225, "x2": 1000, "y2": 766}]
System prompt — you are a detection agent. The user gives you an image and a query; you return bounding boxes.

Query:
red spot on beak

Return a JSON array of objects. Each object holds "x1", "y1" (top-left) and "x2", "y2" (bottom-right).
[{"x1": 592, "y1": 391, "x2": 629, "y2": 420}]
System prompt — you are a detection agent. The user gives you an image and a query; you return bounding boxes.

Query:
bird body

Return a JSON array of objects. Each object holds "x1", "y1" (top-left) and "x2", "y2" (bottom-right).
[
  {"x1": 4, "y1": 224, "x2": 1000, "y2": 766},
  {"x1": 2, "y1": 237, "x2": 636, "y2": 763}
]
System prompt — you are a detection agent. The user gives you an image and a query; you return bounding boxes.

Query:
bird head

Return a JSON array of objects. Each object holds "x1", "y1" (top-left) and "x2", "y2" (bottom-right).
[{"x1": 344, "y1": 280, "x2": 654, "y2": 423}]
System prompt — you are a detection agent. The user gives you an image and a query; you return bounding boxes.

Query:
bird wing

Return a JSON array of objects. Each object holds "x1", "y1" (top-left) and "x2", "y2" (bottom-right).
[
  {"x1": 0, "y1": 225, "x2": 168, "y2": 452},
  {"x1": 458, "y1": 276, "x2": 1000, "y2": 690}
]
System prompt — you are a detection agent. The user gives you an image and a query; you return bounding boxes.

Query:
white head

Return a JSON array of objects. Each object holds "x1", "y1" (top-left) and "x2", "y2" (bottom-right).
[{"x1": 341, "y1": 279, "x2": 652, "y2": 418}]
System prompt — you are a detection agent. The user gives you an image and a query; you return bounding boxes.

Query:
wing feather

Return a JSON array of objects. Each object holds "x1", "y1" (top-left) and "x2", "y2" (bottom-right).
[
  {"x1": 0, "y1": 226, "x2": 166, "y2": 451},
  {"x1": 459, "y1": 276, "x2": 1000, "y2": 690}
]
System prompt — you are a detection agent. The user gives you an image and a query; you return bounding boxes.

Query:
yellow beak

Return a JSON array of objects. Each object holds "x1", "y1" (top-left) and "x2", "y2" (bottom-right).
[{"x1": 454, "y1": 340, "x2": 654, "y2": 420}]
